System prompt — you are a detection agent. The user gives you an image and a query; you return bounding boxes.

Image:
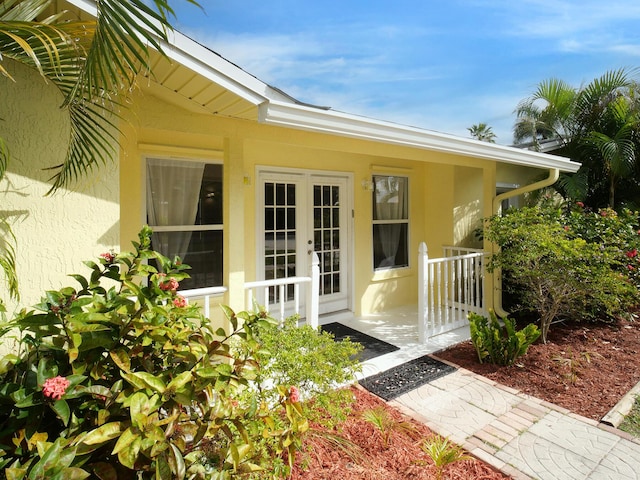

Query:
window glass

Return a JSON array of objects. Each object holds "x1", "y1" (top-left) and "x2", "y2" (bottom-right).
[
  {"x1": 372, "y1": 175, "x2": 409, "y2": 269},
  {"x1": 146, "y1": 159, "x2": 223, "y2": 289}
]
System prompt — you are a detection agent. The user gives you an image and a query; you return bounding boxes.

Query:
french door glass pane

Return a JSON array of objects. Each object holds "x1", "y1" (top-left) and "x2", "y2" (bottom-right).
[
  {"x1": 313, "y1": 184, "x2": 341, "y2": 295},
  {"x1": 264, "y1": 182, "x2": 296, "y2": 302}
]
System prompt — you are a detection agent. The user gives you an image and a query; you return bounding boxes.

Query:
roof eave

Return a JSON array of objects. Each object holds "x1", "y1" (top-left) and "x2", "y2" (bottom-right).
[
  {"x1": 65, "y1": 0, "x2": 269, "y2": 107},
  {"x1": 260, "y1": 101, "x2": 582, "y2": 173}
]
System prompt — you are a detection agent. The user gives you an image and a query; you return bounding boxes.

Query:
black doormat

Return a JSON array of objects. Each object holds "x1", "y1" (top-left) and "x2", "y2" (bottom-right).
[
  {"x1": 321, "y1": 322, "x2": 400, "y2": 362},
  {"x1": 359, "y1": 355, "x2": 457, "y2": 401}
]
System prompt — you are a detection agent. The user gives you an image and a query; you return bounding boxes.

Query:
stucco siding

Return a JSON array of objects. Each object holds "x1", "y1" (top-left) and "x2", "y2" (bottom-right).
[{"x1": 1, "y1": 60, "x2": 120, "y2": 314}]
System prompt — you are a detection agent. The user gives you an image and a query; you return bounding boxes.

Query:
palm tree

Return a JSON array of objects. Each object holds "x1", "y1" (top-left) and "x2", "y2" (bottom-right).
[
  {"x1": 468, "y1": 122, "x2": 497, "y2": 143},
  {"x1": 0, "y1": 0, "x2": 198, "y2": 302},
  {"x1": 513, "y1": 69, "x2": 640, "y2": 208}
]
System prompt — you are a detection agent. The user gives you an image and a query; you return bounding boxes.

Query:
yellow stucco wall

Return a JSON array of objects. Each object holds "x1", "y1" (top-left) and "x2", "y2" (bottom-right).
[
  {"x1": 118, "y1": 88, "x2": 509, "y2": 319},
  {"x1": 1, "y1": 67, "x2": 544, "y2": 325},
  {"x1": 1, "y1": 60, "x2": 120, "y2": 315}
]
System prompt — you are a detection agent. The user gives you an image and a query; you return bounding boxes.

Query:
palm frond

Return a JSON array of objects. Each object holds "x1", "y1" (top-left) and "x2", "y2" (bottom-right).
[
  {"x1": 0, "y1": 217, "x2": 19, "y2": 300},
  {"x1": 556, "y1": 170, "x2": 589, "y2": 201},
  {"x1": 0, "y1": 0, "x2": 51, "y2": 22},
  {"x1": 0, "y1": 136, "x2": 8, "y2": 181}
]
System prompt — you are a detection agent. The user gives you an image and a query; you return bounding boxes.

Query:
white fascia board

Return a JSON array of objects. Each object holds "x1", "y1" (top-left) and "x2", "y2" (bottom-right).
[
  {"x1": 260, "y1": 101, "x2": 581, "y2": 173},
  {"x1": 65, "y1": 0, "x2": 268, "y2": 106},
  {"x1": 164, "y1": 31, "x2": 268, "y2": 105}
]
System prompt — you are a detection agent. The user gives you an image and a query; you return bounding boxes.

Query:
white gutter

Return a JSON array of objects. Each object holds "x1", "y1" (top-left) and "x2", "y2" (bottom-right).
[
  {"x1": 260, "y1": 101, "x2": 582, "y2": 172},
  {"x1": 491, "y1": 168, "x2": 560, "y2": 318}
]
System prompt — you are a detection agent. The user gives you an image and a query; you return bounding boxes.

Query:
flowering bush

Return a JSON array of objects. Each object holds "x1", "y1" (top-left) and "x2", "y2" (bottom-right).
[
  {"x1": 41, "y1": 376, "x2": 71, "y2": 401},
  {"x1": 565, "y1": 205, "x2": 640, "y2": 288},
  {"x1": 0, "y1": 227, "x2": 308, "y2": 479}
]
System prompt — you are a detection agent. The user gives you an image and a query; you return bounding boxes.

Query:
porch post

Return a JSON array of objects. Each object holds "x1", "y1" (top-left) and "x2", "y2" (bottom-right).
[
  {"x1": 306, "y1": 252, "x2": 320, "y2": 328},
  {"x1": 418, "y1": 242, "x2": 428, "y2": 344},
  {"x1": 224, "y1": 136, "x2": 246, "y2": 320}
]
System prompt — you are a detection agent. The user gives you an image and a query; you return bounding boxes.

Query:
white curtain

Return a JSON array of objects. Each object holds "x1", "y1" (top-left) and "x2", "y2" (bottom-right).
[
  {"x1": 374, "y1": 176, "x2": 408, "y2": 267},
  {"x1": 146, "y1": 158, "x2": 205, "y2": 262}
]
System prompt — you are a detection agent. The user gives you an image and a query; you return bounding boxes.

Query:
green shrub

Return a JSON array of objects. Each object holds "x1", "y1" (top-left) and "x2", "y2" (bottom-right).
[
  {"x1": 486, "y1": 205, "x2": 638, "y2": 342},
  {"x1": 0, "y1": 227, "x2": 307, "y2": 479},
  {"x1": 469, "y1": 311, "x2": 540, "y2": 366},
  {"x1": 248, "y1": 315, "x2": 362, "y2": 427}
]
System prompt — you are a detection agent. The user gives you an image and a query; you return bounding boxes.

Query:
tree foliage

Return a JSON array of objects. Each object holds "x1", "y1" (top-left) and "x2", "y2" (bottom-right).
[
  {"x1": 467, "y1": 123, "x2": 496, "y2": 143},
  {"x1": 513, "y1": 68, "x2": 640, "y2": 210},
  {"x1": 485, "y1": 203, "x2": 639, "y2": 343}
]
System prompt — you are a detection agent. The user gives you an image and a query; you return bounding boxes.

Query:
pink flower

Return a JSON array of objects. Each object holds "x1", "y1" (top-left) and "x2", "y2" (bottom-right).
[
  {"x1": 628, "y1": 265, "x2": 635, "y2": 271},
  {"x1": 627, "y1": 249, "x2": 638, "y2": 259},
  {"x1": 576, "y1": 201, "x2": 584, "y2": 208},
  {"x1": 99, "y1": 252, "x2": 115, "y2": 263},
  {"x1": 42, "y1": 376, "x2": 70, "y2": 401},
  {"x1": 159, "y1": 277, "x2": 179, "y2": 292},
  {"x1": 289, "y1": 386, "x2": 300, "y2": 403},
  {"x1": 173, "y1": 295, "x2": 187, "y2": 308},
  {"x1": 563, "y1": 225, "x2": 570, "y2": 231}
]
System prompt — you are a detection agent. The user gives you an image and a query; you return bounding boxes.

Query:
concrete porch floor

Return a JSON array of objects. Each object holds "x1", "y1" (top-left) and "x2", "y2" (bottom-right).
[{"x1": 319, "y1": 304, "x2": 471, "y2": 380}]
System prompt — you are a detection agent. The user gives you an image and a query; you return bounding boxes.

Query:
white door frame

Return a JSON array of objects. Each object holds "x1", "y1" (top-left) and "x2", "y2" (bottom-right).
[{"x1": 256, "y1": 167, "x2": 354, "y2": 315}]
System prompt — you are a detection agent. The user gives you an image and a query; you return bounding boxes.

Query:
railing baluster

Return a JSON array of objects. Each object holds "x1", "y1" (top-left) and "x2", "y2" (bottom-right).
[{"x1": 418, "y1": 247, "x2": 487, "y2": 342}]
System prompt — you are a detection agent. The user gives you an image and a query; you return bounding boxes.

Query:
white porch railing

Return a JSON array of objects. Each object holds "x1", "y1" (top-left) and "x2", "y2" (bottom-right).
[
  {"x1": 418, "y1": 242, "x2": 486, "y2": 343},
  {"x1": 244, "y1": 252, "x2": 320, "y2": 328},
  {"x1": 180, "y1": 286, "x2": 228, "y2": 318},
  {"x1": 178, "y1": 254, "x2": 320, "y2": 327}
]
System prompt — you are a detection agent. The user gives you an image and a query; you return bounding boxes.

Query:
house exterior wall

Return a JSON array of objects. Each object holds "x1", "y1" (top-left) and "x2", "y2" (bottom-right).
[
  {"x1": 118, "y1": 89, "x2": 506, "y2": 320},
  {"x1": 2, "y1": 65, "x2": 546, "y2": 325},
  {"x1": 1, "y1": 60, "x2": 120, "y2": 315}
]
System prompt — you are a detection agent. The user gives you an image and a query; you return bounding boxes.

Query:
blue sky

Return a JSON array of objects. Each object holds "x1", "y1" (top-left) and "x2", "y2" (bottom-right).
[{"x1": 170, "y1": 0, "x2": 640, "y2": 145}]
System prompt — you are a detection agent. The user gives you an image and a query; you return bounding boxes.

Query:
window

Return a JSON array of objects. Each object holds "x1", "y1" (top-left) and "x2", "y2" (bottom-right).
[
  {"x1": 146, "y1": 158, "x2": 223, "y2": 290},
  {"x1": 372, "y1": 175, "x2": 409, "y2": 269}
]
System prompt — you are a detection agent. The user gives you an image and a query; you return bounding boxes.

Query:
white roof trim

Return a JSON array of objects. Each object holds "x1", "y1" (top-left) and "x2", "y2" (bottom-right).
[
  {"x1": 66, "y1": 0, "x2": 268, "y2": 106},
  {"x1": 260, "y1": 101, "x2": 581, "y2": 172},
  {"x1": 66, "y1": 0, "x2": 580, "y2": 173}
]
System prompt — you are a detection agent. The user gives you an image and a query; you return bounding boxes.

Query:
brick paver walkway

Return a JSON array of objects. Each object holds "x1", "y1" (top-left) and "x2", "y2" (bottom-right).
[{"x1": 387, "y1": 366, "x2": 640, "y2": 480}]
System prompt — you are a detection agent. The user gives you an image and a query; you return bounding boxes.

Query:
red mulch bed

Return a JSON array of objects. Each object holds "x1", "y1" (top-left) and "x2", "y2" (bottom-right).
[
  {"x1": 436, "y1": 317, "x2": 640, "y2": 421},
  {"x1": 290, "y1": 317, "x2": 640, "y2": 479},
  {"x1": 290, "y1": 386, "x2": 509, "y2": 480}
]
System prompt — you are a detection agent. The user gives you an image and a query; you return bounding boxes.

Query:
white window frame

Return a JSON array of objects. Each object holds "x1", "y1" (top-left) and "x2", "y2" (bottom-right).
[
  {"x1": 144, "y1": 156, "x2": 224, "y2": 286},
  {"x1": 372, "y1": 174, "x2": 410, "y2": 271}
]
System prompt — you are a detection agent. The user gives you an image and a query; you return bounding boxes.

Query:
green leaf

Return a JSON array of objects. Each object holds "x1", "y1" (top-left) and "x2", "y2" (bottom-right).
[
  {"x1": 79, "y1": 422, "x2": 122, "y2": 446},
  {"x1": 193, "y1": 367, "x2": 219, "y2": 379},
  {"x1": 27, "y1": 438, "x2": 65, "y2": 479},
  {"x1": 49, "y1": 467, "x2": 89, "y2": 480},
  {"x1": 50, "y1": 399, "x2": 71, "y2": 426},
  {"x1": 69, "y1": 274, "x2": 89, "y2": 290},
  {"x1": 167, "y1": 443, "x2": 185, "y2": 480},
  {"x1": 36, "y1": 358, "x2": 56, "y2": 387},
  {"x1": 109, "y1": 349, "x2": 131, "y2": 373},
  {"x1": 124, "y1": 372, "x2": 166, "y2": 394},
  {"x1": 5, "y1": 466, "x2": 28, "y2": 480},
  {"x1": 111, "y1": 427, "x2": 137, "y2": 456},
  {"x1": 166, "y1": 371, "x2": 192, "y2": 392},
  {"x1": 116, "y1": 435, "x2": 141, "y2": 470},
  {"x1": 90, "y1": 462, "x2": 118, "y2": 480}
]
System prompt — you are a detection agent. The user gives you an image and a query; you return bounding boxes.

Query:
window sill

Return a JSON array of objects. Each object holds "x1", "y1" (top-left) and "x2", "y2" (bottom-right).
[{"x1": 372, "y1": 266, "x2": 413, "y2": 282}]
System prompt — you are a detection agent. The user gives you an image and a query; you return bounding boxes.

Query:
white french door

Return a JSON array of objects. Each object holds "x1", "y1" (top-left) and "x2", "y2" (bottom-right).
[{"x1": 258, "y1": 170, "x2": 351, "y2": 315}]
